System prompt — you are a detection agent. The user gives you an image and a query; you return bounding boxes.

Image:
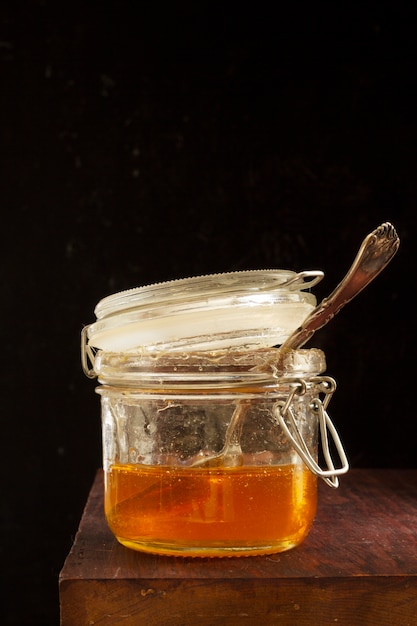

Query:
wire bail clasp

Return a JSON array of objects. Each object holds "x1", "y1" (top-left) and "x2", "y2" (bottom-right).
[
  {"x1": 273, "y1": 377, "x2": 349, "y2": 488},
  {"x1": 81, "y1": 326, "x2": 97, "y2": 379}
]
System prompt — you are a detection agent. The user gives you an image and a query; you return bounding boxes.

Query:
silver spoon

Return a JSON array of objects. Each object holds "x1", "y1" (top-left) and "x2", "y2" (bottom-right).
[
  {"x1": 277, "y1": 221, "x2": 400, "y2": 358},
  {"x1": 191, "y1": 222, "x2": 400, "y2": 468}
]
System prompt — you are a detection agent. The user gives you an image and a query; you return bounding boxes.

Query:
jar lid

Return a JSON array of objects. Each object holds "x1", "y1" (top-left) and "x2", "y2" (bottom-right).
[{"x1": 84, "y1": 270, "x2": 323, "y2": 354}]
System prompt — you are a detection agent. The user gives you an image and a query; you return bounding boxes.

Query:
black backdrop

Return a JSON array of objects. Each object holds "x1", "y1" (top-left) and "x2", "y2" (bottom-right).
[{"x1": 1, "y1": 2, "x2": 416, "y2": 624}]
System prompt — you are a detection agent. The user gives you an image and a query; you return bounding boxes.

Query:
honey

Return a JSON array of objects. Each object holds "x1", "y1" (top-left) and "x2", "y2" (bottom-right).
[{"x1": 104, "y1": 462, "x2": 317, "y2": 557}]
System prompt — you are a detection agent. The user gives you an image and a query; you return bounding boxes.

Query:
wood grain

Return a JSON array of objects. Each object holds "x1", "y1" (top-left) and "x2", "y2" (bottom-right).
[{"x1": 59, "y1": 469, "x2": 417, "y2": 625}]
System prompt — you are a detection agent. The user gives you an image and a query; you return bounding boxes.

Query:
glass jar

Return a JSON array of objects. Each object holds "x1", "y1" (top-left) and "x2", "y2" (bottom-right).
[{"x1": 82, "y1": 271, "x2": 348, "y2": 557}]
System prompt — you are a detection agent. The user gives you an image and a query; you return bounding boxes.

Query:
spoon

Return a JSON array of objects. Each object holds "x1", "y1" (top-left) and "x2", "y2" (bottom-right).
[
  {"x1": 277, "y1": 221, "x2": 400, "y2": 358},
  {"x1": 191, "y1": 221, "x2": 400, "y2": 468}
]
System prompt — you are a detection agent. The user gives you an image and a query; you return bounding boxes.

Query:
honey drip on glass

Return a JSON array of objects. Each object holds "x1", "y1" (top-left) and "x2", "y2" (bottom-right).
[{"x1": 105, "y1": 462, "x2": 317, "y2": 557}]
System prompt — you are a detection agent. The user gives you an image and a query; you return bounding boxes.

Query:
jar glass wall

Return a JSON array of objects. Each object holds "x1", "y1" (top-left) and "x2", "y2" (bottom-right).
[{"x1": 96, "y1": 348, "x2": 324, "y2": 557}]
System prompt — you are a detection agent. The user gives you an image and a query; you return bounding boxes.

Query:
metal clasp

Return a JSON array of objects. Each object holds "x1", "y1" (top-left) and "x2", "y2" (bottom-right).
[
  {"x1": 281, "y1": 270, "x2": 324, "y2": 290},
  {"x1": 273, "y1": 377, "x2": 349, "y2": 488},
  {"x1": 81, "y1": 326, "x2": 97, "y2": 379}
]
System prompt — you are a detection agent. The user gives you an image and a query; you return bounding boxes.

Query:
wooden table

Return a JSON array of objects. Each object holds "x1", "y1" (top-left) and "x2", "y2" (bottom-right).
[{"x1": 59, "y1": 469, "x2": 417, "y2": 626}]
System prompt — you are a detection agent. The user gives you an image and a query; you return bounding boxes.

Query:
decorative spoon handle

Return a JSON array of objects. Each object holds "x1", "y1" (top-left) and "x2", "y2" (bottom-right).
[{"x1": 279, "y1": 222, "x2": 400, "y2": 354}]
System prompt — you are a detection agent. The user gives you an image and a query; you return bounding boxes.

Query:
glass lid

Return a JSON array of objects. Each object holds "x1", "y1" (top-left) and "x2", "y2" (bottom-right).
[{"x1": 85, "y1": 269, "x2": 323, "y2": 353}]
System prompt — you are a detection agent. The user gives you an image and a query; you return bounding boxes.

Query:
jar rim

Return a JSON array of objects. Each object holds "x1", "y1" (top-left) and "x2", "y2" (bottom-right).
[{"x1": 93, "y1": 347, "x2": 326, "y2": 388}]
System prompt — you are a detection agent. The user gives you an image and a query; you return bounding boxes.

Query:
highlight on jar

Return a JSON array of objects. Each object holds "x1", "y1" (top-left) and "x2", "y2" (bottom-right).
[{"x1": 81, "y1": 223, "x2": 399, "y2": 557}]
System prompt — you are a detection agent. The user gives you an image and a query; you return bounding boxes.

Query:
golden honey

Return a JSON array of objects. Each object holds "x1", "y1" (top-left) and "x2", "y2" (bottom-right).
[{"x1": 105, "y1": 462, "x2": 317, "y2": 557}]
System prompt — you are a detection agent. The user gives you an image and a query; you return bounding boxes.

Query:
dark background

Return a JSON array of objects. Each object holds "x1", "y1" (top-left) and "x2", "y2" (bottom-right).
[{"x1": 1, "y1": 1, "x2": 416, "y2": 624}]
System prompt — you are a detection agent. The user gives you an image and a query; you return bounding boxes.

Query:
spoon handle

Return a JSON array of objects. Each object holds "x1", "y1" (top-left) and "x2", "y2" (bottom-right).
[{"x1": 280, "y1": 222, "x2": 400, "y2": 353}]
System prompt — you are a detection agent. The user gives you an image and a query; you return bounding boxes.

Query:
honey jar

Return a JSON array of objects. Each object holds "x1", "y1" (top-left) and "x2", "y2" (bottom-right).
[{"x1": 82, "y1": 271, "x2": 348, "y2": 557}]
